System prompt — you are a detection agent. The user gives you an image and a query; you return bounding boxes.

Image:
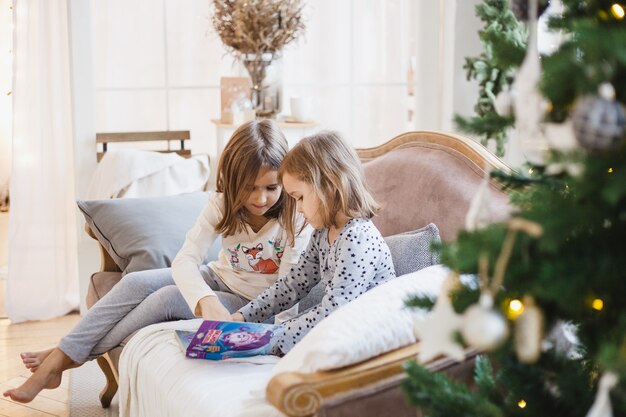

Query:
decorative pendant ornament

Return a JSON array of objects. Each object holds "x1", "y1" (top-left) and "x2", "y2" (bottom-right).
[
  {"x1": 544, "y1": 120, "x2": 579, "y2": 152},
  {"x1": 461, "y1": 291, "x2": 509, "y2": 351},
  {"x1": 514, "y1": 296, "x2": 544, "y2": 363},
  {"x1": 509, "y1": 0, "x2": 550, "y2": 21},
  {"x1": 512, "y1": 0, "x2": 550, "y2": 166},
  {"x1": 494, "y1": 87, "x2": 515, "y2": 117},
  {"x1": 585, "y1": 372, "x2": 619, "y2": 417},
  {"x1": 544, "y1": 321, "x2": 581, "y2": 360},
  {"x1": 572, "y1": 83, "x2": 626, "y2": 152},
  {"x1": 413, "y1": 274, "x2": 465, "y2": 363},
  {"x1": 465, "y1": 171, "x2": 492, "y2": 232}
]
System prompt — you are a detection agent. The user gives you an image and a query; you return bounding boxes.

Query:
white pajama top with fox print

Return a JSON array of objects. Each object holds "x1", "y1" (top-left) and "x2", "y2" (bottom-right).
[
  {"x1": 238, "y1": 218, "x2": 396, "y2": 354},
  {"x1": 172, "y1": 192, "x2": 311, "y2": 316}
]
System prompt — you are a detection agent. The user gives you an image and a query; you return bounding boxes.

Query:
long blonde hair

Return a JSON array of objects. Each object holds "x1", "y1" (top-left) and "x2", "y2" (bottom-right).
[
  {"x1": 279, "y1": 131, "x2": 380, "y2": 241},
  {"x1": 215, "y1": 119, "x2": 288, "y2": 236}
]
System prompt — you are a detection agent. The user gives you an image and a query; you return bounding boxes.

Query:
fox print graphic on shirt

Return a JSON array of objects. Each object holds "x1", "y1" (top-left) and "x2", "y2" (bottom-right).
[
  {"x1": 241, "y1": 243, "x2": 279, "y2": 274},
  {"x1": 226, "y1": 236, "x2": 286, "y2": 275},
  {"x1": 172, "y1": 192, "x2": 313, "y2": 309}
]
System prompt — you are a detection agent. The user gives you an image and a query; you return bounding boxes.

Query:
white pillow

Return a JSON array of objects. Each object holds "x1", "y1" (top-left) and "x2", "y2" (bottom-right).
[{"x1": 271, "y1": 264, "x2": 449, "y2": 375}]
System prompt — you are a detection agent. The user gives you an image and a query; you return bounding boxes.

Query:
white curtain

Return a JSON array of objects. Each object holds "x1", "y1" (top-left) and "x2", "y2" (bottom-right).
[
  {"x1": 7, "y1": 0, "x2": 79, "y2": 322},
  {"x1": 0, "y1": 0, "x2": 11, "y2": 209}
]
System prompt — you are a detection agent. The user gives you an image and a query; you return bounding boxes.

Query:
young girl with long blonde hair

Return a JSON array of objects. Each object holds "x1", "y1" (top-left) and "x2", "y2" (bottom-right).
[
  {"x1": 232, "y1": 131, "x2": 396, "y2": 354},
  {"x1": 5, "y1": 119, "x2": 311, "y2": 403}
]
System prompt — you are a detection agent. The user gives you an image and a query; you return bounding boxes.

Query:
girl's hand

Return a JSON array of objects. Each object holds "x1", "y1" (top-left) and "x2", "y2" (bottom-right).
[
  {"x1": 198, "y1": 296, "x2": 231, "y2": 321},
  {"x1": 231, "y1": 312, "x2": 245, "y2": 322}
]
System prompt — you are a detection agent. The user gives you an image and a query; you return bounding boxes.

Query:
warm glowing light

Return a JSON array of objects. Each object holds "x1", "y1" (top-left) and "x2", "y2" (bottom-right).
[
  {"x1": 528, "y1": 168, "x2": 534, "y2": 174},
  {"x1": 608, "y1": 167, "x2": 614, "y2": 173},
  {"x1": 592, "y1": 298, "x2": 604, "y2": 311},
  {"x1": 611, "y1": 4, "x2": 625, "y2": 19},
  {"x1": 507, "y1": 299, "x2": 525, "y2": 319},
  {"x1": 518, "y1": 400, "x2": 527, "y2": 409}
]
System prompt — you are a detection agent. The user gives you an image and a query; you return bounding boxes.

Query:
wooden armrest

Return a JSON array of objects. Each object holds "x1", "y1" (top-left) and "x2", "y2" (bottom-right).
[
  {"x1": 84, "y1": 223, "x2": 121, "y2": 273},
  {"x1": 266, "y1": 343, "x2": 478, "y2": 417}
]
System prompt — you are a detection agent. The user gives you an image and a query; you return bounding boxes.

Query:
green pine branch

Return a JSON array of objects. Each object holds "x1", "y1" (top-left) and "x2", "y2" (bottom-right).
[
  {"x1": 403, "y1": 360, "x2": 504, "y2": 417},
  {"x1": 453, "y1": 0, "x2": 526, "y2": 156}
]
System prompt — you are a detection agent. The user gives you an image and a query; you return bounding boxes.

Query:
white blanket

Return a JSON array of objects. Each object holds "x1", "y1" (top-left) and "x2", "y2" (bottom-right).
[
  {"x1": 119, "y1": 320, "x2": 284, "y2": 417},
  {"x1": 87, "y1": 150, "x2": 210, "y2": 199}
]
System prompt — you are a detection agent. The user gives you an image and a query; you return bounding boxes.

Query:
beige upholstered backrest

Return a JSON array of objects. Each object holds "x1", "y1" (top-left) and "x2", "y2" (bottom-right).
[{"x1": 357, "y1": 131, "x2": 512, "y2": 242}]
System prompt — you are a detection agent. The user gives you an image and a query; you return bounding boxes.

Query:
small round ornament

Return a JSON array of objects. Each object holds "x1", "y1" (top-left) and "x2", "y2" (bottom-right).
[
  {"x1": 514, "y1": 296, "x2": 544, "y2": 363},
  {"x1": 509, "y1": 0, "x2": 550, "y2": 21},
  {"x1": 461, "y1": 293, "x2": 509, "y2": 351},
  {"x1": 571, "y1": 83, "x2": 626, "y2": 152},
  {"x1": 494, "y1": 88, "x2": 514, "y2": 117}
]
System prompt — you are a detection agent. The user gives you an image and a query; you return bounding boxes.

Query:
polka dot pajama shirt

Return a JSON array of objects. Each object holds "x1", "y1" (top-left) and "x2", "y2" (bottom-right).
[{"x1": 238, "y1": 218, "x2": 396, "y2": 354}]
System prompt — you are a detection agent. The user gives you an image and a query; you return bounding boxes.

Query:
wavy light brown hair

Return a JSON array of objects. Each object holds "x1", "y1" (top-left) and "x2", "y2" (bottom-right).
[
  {"x1": 215, "y1": 119, "x2": 288, "y2": 236},
  {"x1": 279, "y1": 131, "x2": 380, "y2": 241}
]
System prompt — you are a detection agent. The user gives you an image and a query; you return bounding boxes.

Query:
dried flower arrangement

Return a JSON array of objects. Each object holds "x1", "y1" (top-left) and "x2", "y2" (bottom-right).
[{"x1": 211, "y1": 0, "x2": 306, "y2": 57}]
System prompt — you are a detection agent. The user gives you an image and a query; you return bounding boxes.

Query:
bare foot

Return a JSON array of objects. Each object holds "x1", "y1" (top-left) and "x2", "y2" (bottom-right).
[
  {"x1": 20, "y1": 348, "x2": 55, "y2": 373},
  {"x1": 3, "y1": 348, "x2": 77, "y2": 403}
]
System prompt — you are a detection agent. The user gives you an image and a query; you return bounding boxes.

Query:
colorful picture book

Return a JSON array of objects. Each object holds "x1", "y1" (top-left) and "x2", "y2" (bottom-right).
[{"x1": 175, "y1": 320, "x2": 285, "y2": 360}]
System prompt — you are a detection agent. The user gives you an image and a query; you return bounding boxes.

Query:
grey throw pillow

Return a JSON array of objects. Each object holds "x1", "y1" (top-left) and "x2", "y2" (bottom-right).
[
  {"x1": 298, "y1": 223, "x2": 441, "y2": 312},
  {"x1": 384, "y1": 223, "x2": 441, "y2": 277},
  {"x1": 78, "y1": 192, "x2": 220, "y2": 275}
]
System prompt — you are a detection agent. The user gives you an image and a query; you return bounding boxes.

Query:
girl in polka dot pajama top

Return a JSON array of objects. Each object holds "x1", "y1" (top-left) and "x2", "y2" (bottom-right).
[{"x1": 232, "y1": 131, "x2": 396, "y2": 354}]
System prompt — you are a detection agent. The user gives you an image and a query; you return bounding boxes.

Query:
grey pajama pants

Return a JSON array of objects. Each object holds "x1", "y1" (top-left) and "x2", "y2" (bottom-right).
[{"x1": 58, "y1": 265, "x2": 248, "y2": 364}]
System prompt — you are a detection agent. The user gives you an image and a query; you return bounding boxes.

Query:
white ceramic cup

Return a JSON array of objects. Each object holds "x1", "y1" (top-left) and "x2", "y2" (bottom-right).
[{"x1": 290, "y1": 97, "x2": 312, "y2": 122}]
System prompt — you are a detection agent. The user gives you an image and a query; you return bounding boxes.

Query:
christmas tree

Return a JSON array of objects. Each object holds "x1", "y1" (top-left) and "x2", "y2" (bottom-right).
[{"x1": 404, "y1": 1, "x2": 626, "y2": 416}]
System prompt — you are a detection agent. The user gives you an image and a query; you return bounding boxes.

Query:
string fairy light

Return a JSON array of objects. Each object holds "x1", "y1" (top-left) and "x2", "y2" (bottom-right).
[
  {"x1": 592, "y1": 298, "x2": 604, "y2": 311},
  {"x1": 611, "y1": 3, "x2": 625, "y2": 19},
  {"x1": 506, "y1": 298, "x2": 525, "y2": 319}
]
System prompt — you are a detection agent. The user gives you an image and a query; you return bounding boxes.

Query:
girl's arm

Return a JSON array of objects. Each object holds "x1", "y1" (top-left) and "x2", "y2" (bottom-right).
[
  {"x1": 237, "y1": 234, "x2": 321, "y2": 323},
  {"x1": 276, "y1": 227, "x2": 391, "y2": 354},
  {"x1": 172, "y1": 193, "x2": 223, "y2": 316}
]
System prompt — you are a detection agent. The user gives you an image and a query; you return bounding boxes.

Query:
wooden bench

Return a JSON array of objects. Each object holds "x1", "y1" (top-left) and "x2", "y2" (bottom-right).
[{"x1": 96, "y1": 130, "x2": 191, "y2": 162}]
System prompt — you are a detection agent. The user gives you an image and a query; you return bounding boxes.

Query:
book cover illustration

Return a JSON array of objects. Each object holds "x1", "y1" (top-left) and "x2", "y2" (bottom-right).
[{"x1": 175, "y1": 320, "x2": 285, "y2": 360}]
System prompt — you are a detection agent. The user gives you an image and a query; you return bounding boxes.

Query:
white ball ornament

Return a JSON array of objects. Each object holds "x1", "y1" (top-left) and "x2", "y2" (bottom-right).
[{"x1": 461, "y1": 293, "x2": 509, "y2": 351}]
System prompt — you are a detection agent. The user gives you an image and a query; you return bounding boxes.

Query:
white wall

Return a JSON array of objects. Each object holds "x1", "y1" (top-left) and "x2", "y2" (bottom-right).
[
  {"x1": 451, "y1": 0, "x2": 483, "y2": 121},
  {"x1": 69, "y1": 0, "x2": 99, "y2": 314},
  {"x1": 76, "y1": 0, "x2": 491, "y2": 186},
  {"x1": 89, "y1": 0, "x2": 481, "y2": 155}
]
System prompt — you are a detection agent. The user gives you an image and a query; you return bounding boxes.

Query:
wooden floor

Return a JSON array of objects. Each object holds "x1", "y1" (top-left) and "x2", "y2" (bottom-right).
[{"x1": 0, "y1": 313, "x2": 81, "y2": 416}]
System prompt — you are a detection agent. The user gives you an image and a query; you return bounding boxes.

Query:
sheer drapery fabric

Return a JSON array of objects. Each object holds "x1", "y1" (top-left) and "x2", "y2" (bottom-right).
[{"x1": 7, "y1": 0, "x2": 79, "y2": 322}]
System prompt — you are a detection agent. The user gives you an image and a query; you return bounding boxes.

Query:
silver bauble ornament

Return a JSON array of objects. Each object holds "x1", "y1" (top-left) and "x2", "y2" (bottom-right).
[{"x1": 572, "y1": 83, "x2": 626, "y2": 152}]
